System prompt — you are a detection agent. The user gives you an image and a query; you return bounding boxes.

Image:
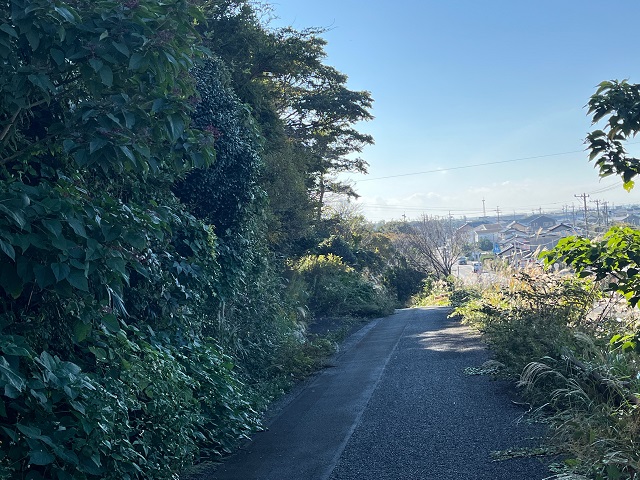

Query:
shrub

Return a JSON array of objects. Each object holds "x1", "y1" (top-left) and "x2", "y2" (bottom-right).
[{"x1": 292, "y1": 254, "x2": 394, "y2": 318}]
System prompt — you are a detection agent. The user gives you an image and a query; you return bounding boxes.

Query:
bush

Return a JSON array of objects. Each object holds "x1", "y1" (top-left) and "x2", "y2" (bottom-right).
[
  {"x1": 452, "y1": 267, "x2": 640, "y2": 478},
  {"x1": 0, "y1": 331, "x2": 259, "y2": 479},
  {"x1": 411, "y1": 276, "x2": 455, "y2": 307},
  {"x1": 292, "y1": 254, "x2": 394, "y2": 318}
]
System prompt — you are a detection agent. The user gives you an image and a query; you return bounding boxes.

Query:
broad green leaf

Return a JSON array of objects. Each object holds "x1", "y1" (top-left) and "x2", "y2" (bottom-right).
[
  {"x1": 101, "y1": 314, "x2": 120, "y2": 334},
  {"x1": 152, "y1": 98, "x2": 165, "y2": 113},
  {"x1": 67, "y1": 217, "x2": 87, "y2": 238},
  {"x1": 124, "y1": 231, "x2": 146, "y2": 249},
  {"x1": 17, "y1": 424, "x2": 42, "y2": 438},
  {"x1": 129, "y1": 52, "x2": 145, "y2": 70},
  {"x1": 0, "y1": 204, "x2": 27, "y2": 229},
  {"x1": 88, "y1": 346, "x2": 107, "y2": 361},
  {"x1": 67, "y1": 269, "x2": 88, "y2": 291},
  {"x1": 0, "y1": 24, "x2": 18, "y2": 38},
  {"x1": 73, "y1": 321, "x2": 92, "y2": 343},
  {"x1": 54, "y1": 6, "x2": 76, "y2": 23},
  {"x1": 4, "y1": 384, "x2": 20, "y2": 399},
  {"x1": 50, "y1": 48, "x2": 65, "y2": 65},
  {"x1": 42, "y1": 219, "x2": 63, "y2": 238},
  {"x1": 112, "y1": 41, "x2": 130, "y2": 57},
  {"x1": 99, "y1": 65, "x2": 113, "y2": 87},
  {"x1": 166, "y1": 114, "x2": 185, "y2": 142},
  {"x1": 0, "y1": 239, "x2": 15, "y2": 260},
  {"x1": 0, "y1": 357, "x2": 25, "y2": 392},
  {"x1": 34, "y1": 265, "x2": 56, "y2": 288},
  {"x1": 89, "y1": 138, "x2": 108, "y2": 154},
  {"x1": 51, "y1": 263, "x2": 70, "y2": 282},
  {"x1": 88, "y1": 58, "x2": 103, "y2": 72},
  {"x1": 29, "y1": 449, "x2": 55, "y2": 466}
]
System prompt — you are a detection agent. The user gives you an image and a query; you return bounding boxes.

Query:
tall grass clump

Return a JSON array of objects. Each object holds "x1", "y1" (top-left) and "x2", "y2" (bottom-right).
[{"x1": 453, "y1": 266, "x2": 640, "y2": 479}]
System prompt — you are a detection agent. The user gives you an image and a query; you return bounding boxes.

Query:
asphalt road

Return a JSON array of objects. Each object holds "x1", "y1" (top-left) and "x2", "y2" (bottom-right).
[{"x1": 193, "y1": 307, "x2": 550, "y2": 480}]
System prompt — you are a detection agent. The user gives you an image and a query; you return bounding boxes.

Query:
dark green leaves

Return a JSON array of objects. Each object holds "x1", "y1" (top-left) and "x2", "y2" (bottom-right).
[
  {"x1": 542, "y1": 226, "x2": 640, "y2": 308},
  {"x1": 586, "y1": 80, "x2": 640, "y2": 188}
]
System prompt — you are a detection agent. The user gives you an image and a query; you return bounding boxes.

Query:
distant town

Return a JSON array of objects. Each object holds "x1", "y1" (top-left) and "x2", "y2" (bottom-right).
[{"x1": 454, "y1": 204, "x2": 640, "y2": 267}]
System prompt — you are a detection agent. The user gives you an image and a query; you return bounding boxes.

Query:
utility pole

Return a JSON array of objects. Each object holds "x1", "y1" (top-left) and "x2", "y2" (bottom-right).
[
  {"x1": 575, "y1": 193, "x2": 590, "y2": 231},
  {"x1": 591, "y1": 199, "x2": 602, "y2": 226},
  {"x1": 482, "y1": 198, "x2": 486, "y2": 219},
  {"x1": 402, "y1": 213, "x2": 407, "y2": 222},
  {"x1": 495, "y1": 206, "x2": 501, "y2": 223},
  {"x1": 603, "y1": 201, "x2": 609, "y2": 226}
]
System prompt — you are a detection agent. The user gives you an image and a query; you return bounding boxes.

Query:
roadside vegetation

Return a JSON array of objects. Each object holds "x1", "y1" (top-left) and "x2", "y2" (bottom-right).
[
  {"x1": 0, "y1": 1, "x2": 421, "y2": 478},
  {"x1": 452, "y1": 79, "x2": 640, "y2": 480}
]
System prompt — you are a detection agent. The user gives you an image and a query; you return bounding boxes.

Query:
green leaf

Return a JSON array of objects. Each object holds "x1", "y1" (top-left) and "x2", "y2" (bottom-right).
[
  {"x1": 0, "y1": 24, "x2": 18, "y2": 38},
  {"x1": 17, "y1": 424, "x2": 42, "y2": 438},
  {"x1": 73, "y1": 321, "x2": 92, "y2": 343},
  {"x1": 67, "y1": 269, "x2": 88, "y2": 291},
  {"x1": 54, "y1": 6, "x2": 76, "y2": 24},
  {"x1": 119, "y1": 145, "x2": 136, "y2": 164},
  {"x1": 0, "y1": 357, "x2": 25, "y2": 392},
  {"x1": 4, "y1": 384, "x2": 20, "y2": 399},
  {"x1": 129, "y1": 52, "x2": 145, "y2": 70},
  {"x1": 99, "y1": 65, "x2": 113, "y2": 87},
  {"x1": 124, "y1": 231, "x2": 146, "y2": 249},
  {"x1": 89, "y1": 138, "x2": 108, "y2": 153},
  {"x1": 88, "y1": 58, "x2": 103, "y2": 72},
  {"x1": 50, "y1": 48, "x2": 65, "y2": 65},
  {"x1": 152, "y1": 98, "x2": 165, "y2": 113},
  {"x1": 623, "y1": 180, "x2": 635, "y2": 192},
  {"x1": 88, "y1": 346, "x2": 107, "y2": 361},
  {"x1": 0, "y1": 203, "x2": 27, "y2": 229},
  {"x1": 29, "y1": 449, "x2": 55, "y2": 466},
  {"x1": 101, "y1": 314, "x2": 120, "y2": 334},
  {"x1": 112, "y1": 41, "x2": 130, "y2": 57},
  {"x1": 166, "y1": 114, "x2": 185, "y2": 142},
  {"x1": 42, "y1": 219, "x2": 63, "y2": 238},
  {"x1": 67, "y1": 217, "x2": 87, "y2": 238},
  {"x1": 106, "y1": 256, "x2": 127, "y2": 276},
  {"x1": 34, "y1": 265, "x2": 56, "y2": 288},
  {"x1": 51, "y1": 263, "x2": 70, "y2": 282},
  {"x1": 0, "y1": 239, "x2": 15, "y2": 260}
]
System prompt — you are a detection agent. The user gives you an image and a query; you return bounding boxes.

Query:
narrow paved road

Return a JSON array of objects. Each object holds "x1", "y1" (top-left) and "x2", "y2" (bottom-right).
[{"x1": 191, "y1": 307, "x2": 550, "y2": 480}]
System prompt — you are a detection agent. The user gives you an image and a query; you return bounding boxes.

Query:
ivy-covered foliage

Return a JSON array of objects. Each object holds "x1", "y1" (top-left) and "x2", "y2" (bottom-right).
[
  {"x1": 0, "y1": 1, "x2": 262, "y2": 478},
  {"x1": 0, "y1": 0, "x2": 411, "y2": 477}
]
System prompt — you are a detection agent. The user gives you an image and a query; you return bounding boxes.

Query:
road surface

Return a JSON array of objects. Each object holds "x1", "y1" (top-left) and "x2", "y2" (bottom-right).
[{"x1": 187, "y1": 307, "x2": 550, "y2": 480}]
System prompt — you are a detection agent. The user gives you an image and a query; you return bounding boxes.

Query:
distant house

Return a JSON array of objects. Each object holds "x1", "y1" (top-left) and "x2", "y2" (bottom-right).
[
  {"x1": 529, "y1": 232, "x2": 562, "y2": 251},
  {"x1": 505, "y1": 221, "x2": 529, "y2": 233},
  {"x1": 547, "y1": 223, "x2": 575, "y2": 237},
  {"x1": 620, "y1": 214, "x2": 640, "y2": 227},
  {"x1": 456, "y1": 222, "x2": 482, "y2": 244},
  {"x1": 523, "y1": 215, "x2": 557, "y2": 230},
  {"x1": 473, "y1": 223, "x2": 503, "y2": 244}
]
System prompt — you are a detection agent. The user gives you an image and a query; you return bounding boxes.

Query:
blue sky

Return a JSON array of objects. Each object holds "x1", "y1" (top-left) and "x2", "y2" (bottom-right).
[{"x1": 269, "y1": 1, "x2": 640, "y2": 221}]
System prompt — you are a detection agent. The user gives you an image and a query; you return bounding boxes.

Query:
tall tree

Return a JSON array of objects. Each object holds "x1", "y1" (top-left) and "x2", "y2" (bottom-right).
[{"x1": 198, "y1": 3, "x2": 373, "y2": 227}]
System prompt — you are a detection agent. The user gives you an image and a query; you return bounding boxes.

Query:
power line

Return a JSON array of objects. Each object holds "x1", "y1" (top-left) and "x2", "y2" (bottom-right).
[
  {"x1": 353, "y1": 142, "x2": 640, "y2": 183},
  {"x1": 354, "y1": 149, "x2": 585, "y2": 183}
]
